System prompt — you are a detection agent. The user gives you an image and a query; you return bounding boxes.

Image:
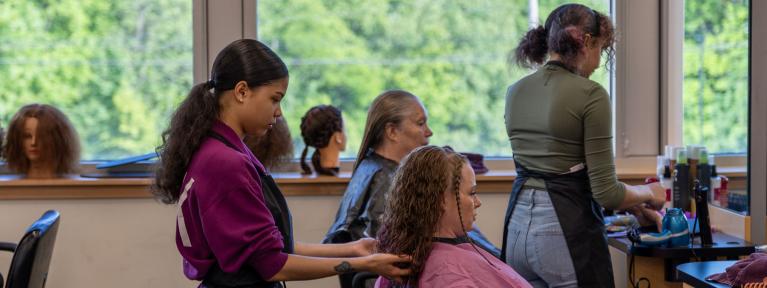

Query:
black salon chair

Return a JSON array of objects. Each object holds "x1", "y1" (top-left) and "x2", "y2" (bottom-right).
[
  {"x1": 352, "y1": 271, "x2": 378, "y2": 288},
  {"x1": 0, "y1": 210, "x2": 61, "y2": 288}
]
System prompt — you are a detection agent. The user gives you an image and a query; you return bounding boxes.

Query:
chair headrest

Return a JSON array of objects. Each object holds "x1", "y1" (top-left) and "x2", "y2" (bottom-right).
[{"x1": 25, "y1": 210, "x2": 60, "y2": 237}]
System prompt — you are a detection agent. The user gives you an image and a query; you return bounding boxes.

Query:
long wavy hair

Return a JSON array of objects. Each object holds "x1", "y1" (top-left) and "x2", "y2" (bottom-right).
[
  {"x1": 514, "y1": 3, "x2": 616, "y2": 72},
  {"x1": 299, "y1": 105, "x2": 343, "y2": 175},
  {"x1": 244, "y1": 116, "x2": 293, "y2": 171},
  {"x1": 152, "y1": 39, "x2": 288, "y2": 204},
  {"x1": 354, "y1": 90, "x2": 420, "y2": 172},
  {"x1": 376, "y1": 145, "x2": 468, "y2": 287},
  {"x1": 4, "y1": 104, "x2": 80, "y2": 175}
]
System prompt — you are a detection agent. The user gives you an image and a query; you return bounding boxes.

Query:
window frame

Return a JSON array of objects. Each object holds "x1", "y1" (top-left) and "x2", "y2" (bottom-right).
[
  {"x1": 0, "y1": 0, "x2": 733, "y2": 171},
  {"x1": 0, "y1": 0, "x2": 751, "y2": 193}
]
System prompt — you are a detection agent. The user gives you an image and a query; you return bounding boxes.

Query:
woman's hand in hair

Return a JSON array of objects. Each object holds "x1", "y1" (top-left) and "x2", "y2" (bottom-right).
[
  {"x1": 350, "y1": 237, "x2": 378, "y2": 257},
  {"x1": 361, "y1": 253, "x2": 412, "y2": 284}
]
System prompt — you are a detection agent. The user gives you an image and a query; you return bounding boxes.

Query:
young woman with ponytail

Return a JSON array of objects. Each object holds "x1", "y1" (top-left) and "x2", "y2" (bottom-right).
[
  {"x1": 503, "y1": 4, "x2": 665, "y2": 287},
  {"x1": 152, "y1": 39, "x2": 410, "y2": 288},
  {"x1": 299, "y1": 105, "x2": 345, "y2": 176}
]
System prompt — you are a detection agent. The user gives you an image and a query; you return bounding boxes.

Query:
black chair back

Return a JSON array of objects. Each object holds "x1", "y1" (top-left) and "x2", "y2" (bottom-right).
[
  {"x1": 352, "y1": 271, "x2": 378, "y2": 288},
  {"x1": 5, "y1": 210, "x2": 60, "y2": 288}
]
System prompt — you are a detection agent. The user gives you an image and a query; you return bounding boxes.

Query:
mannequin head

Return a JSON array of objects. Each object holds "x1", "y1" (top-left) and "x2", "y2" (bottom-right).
[
  {"x1": 4, "y1": 104, "x2": 80, "y2": 178},
  {"x1": 299, "y1": 105, "x2": 345, "y2": 175},
  {"x1": 245, "y1": 116, "x2": 293, "y2": 171}
]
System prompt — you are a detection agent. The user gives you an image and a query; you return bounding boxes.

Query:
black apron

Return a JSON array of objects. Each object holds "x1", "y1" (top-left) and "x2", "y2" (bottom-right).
[
  {"x1": 202, "y1": 133, "x2": 295, "y2": 288},
  {"x1": 501, "y1": 160, "x2": 614, "y2": 288}
]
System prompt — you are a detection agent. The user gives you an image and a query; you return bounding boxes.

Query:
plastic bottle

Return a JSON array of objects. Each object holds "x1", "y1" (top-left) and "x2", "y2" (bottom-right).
[
  {"x1": 673, "y1": 148, "x2": 691, "y2": 211},
  {"x1": 663, "y1": 208, "x2": 690, "y2": 247},
  {"x1": 662, "y1": 165, "x2": 673, "y2": 210},
  {"x1": 696, "y1": 148, "x2": 712, "y2": 194},
  {"x1": 719, "y1": 175, "x2": 729, "y2": 209},
  {"x1": 688, "y1": 146, "x2": 700, "y2": 194},
  {"x1": 656, "y1": 155, "x2": 666, "y2": 178},
  {"x1": 709, "y1": 156, "x2": 721, "y2": 205}
]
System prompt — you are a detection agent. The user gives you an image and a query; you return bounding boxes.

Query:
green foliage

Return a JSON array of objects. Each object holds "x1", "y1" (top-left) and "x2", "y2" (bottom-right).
[
  {"x1": 260, "y1": 0, "x2": 610, "y2": 157},
  {"x1": 1, "y1": 0, "x2": 620, "y2": 159},
  {"x1": 683, "y1": 0, "x2": 749, "y2": 154},
  {"x1": 0, "y1": 0, "x2": 192, "y2": 160}
]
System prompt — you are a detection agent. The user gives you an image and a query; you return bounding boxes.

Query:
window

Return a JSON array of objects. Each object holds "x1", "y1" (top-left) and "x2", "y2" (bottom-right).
[
  {"x1": 683, "y1": 0, "x2": 749, "y2": 155},
  {"x1": 682, "y1": 0, "x2": 750, "y2": 214},
  {"x1": 257, "y1": 0, "x2": 611, "y2": 157},
  {"x1": 0, "y1": 0, "x2": 193, "y2": 160}
]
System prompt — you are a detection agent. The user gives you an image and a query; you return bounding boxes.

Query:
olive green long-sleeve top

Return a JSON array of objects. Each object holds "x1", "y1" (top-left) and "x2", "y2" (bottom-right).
[{"x1": 504, "y1": 63, "x2": 626, "y2": 209}]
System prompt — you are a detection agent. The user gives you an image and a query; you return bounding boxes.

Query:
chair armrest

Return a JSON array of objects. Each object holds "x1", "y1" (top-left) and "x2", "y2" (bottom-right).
[
  {"x1": 0, "y1": 241, "x2": 17, "y2": 252},
  {"x1": 352, "y1": 271, "x2": 379, "y2": 288}
]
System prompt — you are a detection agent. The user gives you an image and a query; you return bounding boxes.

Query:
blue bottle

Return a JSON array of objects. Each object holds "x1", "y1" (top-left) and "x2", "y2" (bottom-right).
[{"x1": 663, "y1": 208, "x2": 690, "y2": 247}]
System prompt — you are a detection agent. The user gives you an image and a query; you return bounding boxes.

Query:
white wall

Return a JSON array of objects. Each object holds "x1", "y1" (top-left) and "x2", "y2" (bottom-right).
[{"x1": 0, "y1": 193, "x2": 511, "y2": 288}]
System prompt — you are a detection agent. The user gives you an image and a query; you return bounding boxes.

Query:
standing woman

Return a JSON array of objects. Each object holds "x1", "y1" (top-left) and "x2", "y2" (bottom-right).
[
  {"x1": 153, "y1": 39, "x2": 410, "y2": 288},
  {"x1": 503, "y1": 4, "x2": 666, "y2": 287}
]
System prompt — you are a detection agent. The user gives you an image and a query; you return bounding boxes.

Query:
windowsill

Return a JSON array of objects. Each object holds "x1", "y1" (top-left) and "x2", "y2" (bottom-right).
[{"x1": 0, "y1": 164, "x2": 747, "y2": 200}]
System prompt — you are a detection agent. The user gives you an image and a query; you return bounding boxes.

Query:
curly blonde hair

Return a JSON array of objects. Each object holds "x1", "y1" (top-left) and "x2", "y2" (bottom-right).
[{"x1": 376, "y1": 145, "x2": 467, "y2": 287}]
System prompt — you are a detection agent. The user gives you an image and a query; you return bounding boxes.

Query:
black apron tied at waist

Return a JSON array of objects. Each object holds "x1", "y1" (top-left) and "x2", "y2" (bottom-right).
[
  {"x1": 501, "y1": 160, "x2": 614, "y2": 288},
  {"x1": 203, "y1": 132, "x2": 294, "y2": 288}
]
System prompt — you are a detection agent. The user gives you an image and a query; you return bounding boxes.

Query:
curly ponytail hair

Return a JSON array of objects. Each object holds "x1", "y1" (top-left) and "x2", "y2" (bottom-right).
[
  {"x1": 153, "y1": 39, "x2": 288, "y2": 204},
  {"x1": 514, "y1": 3, "x2": 615, "y2": 72},
  {"x1": 299, "y1": 105, "x2": 343, "y2": 176}
]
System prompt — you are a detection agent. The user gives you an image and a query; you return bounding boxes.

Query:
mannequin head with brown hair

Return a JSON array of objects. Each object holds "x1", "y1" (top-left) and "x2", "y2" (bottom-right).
[
  {"x1": 4, "y1": 104, "x2": 81, "y2": 178},
  {"x1": 244, "y1": 116, "x2": 294, "y2": 171},
  {"x1": 299, "y1": 105, "x2": 345, "y2": 176}
]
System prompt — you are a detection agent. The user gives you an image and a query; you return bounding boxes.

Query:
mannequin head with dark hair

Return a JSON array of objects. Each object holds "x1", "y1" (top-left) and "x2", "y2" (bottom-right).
[
  {"x1": 245, "y1": 116, "x2": 294, "y2": 171},
  {"x1": 299, "y1": 105, "x2": 345, "y2": 176}
]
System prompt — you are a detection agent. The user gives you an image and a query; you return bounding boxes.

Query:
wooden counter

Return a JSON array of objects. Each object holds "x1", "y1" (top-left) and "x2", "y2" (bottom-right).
[{"x1": 0, "y1": 166, "x2": 746, "y2": 200}]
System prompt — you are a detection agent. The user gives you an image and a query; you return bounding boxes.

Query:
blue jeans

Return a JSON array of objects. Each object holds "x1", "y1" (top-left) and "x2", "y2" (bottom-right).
[{"x1": 505, "y1": 188, "x2": 578, "y2": 288}]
